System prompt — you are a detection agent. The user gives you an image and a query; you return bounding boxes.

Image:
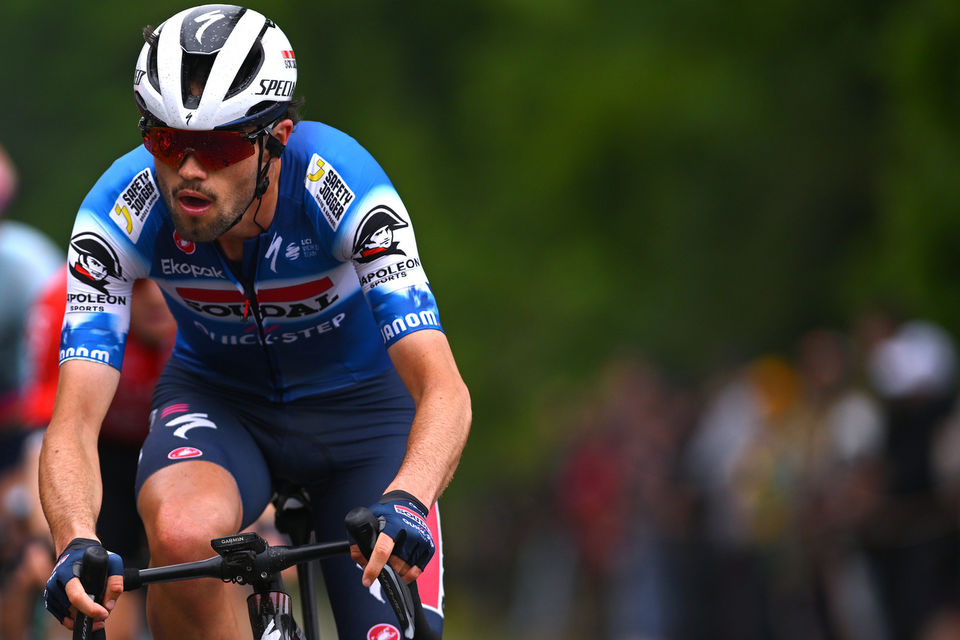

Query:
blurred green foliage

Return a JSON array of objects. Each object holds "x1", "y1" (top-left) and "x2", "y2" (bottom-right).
[{"x1": 4, "y1": 2, "x2": 960, "y2": 630}]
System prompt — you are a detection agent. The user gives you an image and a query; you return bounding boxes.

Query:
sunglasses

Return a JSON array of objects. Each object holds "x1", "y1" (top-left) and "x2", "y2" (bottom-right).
[{"x1": 142, "y1": 127, "x2": 258, "y2": 170}]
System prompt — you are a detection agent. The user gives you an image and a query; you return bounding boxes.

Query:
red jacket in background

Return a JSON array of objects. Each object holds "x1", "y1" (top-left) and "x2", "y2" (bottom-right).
[{"x1": 20, "y1": 266, "x2": 174, "y2": 446}]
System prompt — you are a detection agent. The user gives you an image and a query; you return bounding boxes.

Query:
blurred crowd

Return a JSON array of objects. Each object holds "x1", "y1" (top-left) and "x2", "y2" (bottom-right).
[{"x1": 496, "y1": 312, "x2": 960, "y2": 640}]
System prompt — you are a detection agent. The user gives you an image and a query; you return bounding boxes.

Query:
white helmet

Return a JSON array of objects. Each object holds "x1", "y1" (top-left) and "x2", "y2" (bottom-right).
[{"x1": 134, "y1": 4, "x2": 297, "y2": 130}]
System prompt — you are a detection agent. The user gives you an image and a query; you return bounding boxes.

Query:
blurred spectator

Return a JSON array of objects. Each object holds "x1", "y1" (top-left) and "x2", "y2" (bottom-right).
[
  {"x1": 510, "y1": 356, "x2": 694, "y2": 640},
  {"x1": 603, "y1": 359, "x2": 697, "y2": 640},
  {"x1": 685, "y1": 354, "x2": 828, "y2": 640},
  {"x1": 0, "y1": 143, "x2": 65, "y2": 640},
  {"x1": 868, "y1": 319, "x2": 957, "y2": 403},
  {"x1": 2, "y1": 266, "x2": 176, "y2": 640},
  {"x1": 680, "y1": 356, "x2": 779, "y2": 639},
  {"x1": 683, "y1": 361, "x2": 767, "y2": 550},
  {"x1": 0, "y1": 230, "x2": 63, "y2": 423},
  {"x1": 793, "y1": 328, "x2": 889, "y2": 640},
  {"x1": 862, "y1": 316, "x2": 960, "y2": 640},
  {"x1": 0, "y1": 143, "x2": 64, "y2": 428},
  {"x1": 507, "y1": 483, "x2": 579, "y2": 640}
]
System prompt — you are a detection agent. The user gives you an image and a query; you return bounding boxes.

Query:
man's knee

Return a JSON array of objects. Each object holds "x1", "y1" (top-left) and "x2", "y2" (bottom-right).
[{"x1": 138, "y1": 461, "x2": 242, "y2": 563}]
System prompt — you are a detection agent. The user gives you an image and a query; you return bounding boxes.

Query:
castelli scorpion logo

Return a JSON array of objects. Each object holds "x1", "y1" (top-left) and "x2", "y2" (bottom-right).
[{"x1": 367, "y1": 623, "x2": 400, "y2": 640}]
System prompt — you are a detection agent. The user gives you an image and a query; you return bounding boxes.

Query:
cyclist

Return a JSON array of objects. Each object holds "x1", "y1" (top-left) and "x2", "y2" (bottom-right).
[
  {"x1": 38, "y1": 5, "x2": 471, "y2": 640},
  {"x1": 15, "y1": 266, "x2": 176, "y2": 640}
]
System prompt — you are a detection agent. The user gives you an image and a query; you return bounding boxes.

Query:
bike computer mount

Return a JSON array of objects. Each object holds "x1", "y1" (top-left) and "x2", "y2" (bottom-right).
[
  {"x1": 211, "y1": 532, "x2": 272, "y2": 586},
  {"x1": 212, "y1": 531, "x2": 268, "y2": 556}
]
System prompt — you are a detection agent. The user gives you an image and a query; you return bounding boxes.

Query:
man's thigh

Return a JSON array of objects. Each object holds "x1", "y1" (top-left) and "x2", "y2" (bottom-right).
[{"x1": 136, "y1": 383, "x2": 273, "y2": 530}]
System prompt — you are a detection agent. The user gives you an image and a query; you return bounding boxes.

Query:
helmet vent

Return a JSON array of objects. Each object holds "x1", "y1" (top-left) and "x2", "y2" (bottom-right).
[
  {"x1": 225, "y1": 41, "x2": 264, "y2": 100},
  {"x1": 181, "y1": 52, "x2": 216, "y2": 109},
  {"x1": 147, "y1": 38, "x2": 161, "y2": 93}
]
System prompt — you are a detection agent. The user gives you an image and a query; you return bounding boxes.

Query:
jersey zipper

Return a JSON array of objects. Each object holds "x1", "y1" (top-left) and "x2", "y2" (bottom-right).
[
  {"x1": 243, "y1": 251, "x2": 281, "y2": 392},
  {"x1": 219, "y1": 238, "x2": 281, "y2": 394}
]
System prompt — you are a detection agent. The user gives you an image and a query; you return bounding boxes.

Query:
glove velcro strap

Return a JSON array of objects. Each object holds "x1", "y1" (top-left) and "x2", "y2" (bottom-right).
[
  {"x1": 379, "y1": 490, "x2": 428, "y2": 516},
  {"x1": 62, "y1": 537, "x2": 100, "y2": 555}
]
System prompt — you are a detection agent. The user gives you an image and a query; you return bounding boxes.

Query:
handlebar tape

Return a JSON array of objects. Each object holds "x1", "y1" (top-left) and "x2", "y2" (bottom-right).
[{"x1": 122, "y1": 567, "x2": 143, "y2": 591}]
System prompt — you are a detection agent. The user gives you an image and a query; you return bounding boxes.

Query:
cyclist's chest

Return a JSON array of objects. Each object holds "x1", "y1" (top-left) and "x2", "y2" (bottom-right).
[{"x1": 149, "y1": 224, "x2": 359, "y2": 325}]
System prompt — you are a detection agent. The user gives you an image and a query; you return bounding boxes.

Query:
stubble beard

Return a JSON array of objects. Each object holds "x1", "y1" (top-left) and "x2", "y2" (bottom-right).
[{"x1": 159, "y1": 178, "x2": 255, "y2": 243}]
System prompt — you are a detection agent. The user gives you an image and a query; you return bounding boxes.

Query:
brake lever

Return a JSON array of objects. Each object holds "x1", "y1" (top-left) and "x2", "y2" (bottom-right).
[{"x1": 344, "y1": 506, "x2": 416, "y2": 639}]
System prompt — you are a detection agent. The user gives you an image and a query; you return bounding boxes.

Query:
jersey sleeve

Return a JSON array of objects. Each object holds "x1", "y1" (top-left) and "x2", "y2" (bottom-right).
[
  {"x1": 335, "y1": 179, "x2": 442, "y2": 347},
  {"x1": 294, "y1": 123, "x2": 443, "y2": 349},
  {"x1": 61, "y1": 180, "x2": 152, "y2": 371}
]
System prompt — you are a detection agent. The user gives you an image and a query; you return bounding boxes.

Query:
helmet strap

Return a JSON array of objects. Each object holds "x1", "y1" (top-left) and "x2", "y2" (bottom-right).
[
  {"x1": 251, "y1": 136, "x2": 270, "y2": 233},
  {"x1": 227, "y1": 128, "x2": 285, "y2": 234}
]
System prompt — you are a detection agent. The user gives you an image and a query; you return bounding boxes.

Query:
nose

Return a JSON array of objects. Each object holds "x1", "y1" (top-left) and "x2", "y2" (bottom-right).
[{"x1": 178, "y1": 152, "x2": 208, "y2": 180}]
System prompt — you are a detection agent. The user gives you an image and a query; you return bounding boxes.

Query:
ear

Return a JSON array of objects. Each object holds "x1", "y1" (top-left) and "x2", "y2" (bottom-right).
[
  {"x1": 265, "y1": 118, "x2": 293, "y2": 159},
  {"x1": 272, "y1": 118, "x2": 294, "y2": 145}
]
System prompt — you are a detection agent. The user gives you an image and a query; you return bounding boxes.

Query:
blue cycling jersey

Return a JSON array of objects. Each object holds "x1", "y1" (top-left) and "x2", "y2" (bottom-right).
[{"x1": 61, "y1": 121, "x2": 441, "y2": 402}]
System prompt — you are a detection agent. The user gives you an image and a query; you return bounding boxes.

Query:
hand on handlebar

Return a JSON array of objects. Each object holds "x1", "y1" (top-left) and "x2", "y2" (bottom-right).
[
  {"x1": 43, "y1": 538, "x2": 124, "y2": 630},
  {"x1": 352, "y1": 491, "x2": 435, "y2": 587}
]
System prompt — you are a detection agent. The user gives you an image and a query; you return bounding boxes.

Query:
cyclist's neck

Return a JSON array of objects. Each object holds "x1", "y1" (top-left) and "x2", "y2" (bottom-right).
[{"x1": 216, "y1": 159, "x2": 282, "y2": 261}]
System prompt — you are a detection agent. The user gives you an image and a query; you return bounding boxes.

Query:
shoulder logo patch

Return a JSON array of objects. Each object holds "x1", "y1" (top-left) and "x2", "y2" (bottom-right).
[
  {"x1": 305, "y1": 153, "x2": 354, "y2": 231},
  {"x1": 110, "y1": 168, "x2": 159, "y2": 243},
  {"x1": 68, "y1": 231, "x2": 127, "y2": 294},
  {"x1": 352, "y1": 205, "x2": 408, "y2": 264}
]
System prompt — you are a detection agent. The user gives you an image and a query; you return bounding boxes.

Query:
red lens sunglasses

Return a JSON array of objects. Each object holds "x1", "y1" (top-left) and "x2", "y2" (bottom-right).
[{"x1": 142, "y1": 127, "x2": 259, "y2": 170}]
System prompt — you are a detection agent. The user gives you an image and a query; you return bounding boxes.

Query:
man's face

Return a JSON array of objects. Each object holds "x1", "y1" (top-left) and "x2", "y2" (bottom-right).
[{"x1": 153, "y1": 151, "x2": 258, "y2": 243}]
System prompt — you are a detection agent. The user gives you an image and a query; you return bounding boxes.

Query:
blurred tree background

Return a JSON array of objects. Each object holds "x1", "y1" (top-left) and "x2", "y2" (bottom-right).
[{"x1": 4, "y1": 0, "x2": 960, "y2": 636}]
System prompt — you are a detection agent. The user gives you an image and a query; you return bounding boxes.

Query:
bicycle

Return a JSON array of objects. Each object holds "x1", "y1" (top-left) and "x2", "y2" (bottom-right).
[{"x1": 71, "y1": 486, "x2": 441, "y2": 640}]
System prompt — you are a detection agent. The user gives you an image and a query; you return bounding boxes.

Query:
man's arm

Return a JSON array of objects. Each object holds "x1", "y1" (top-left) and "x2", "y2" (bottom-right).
[
  {"x1": 38, "y1": 359, "x2": 119, "y2": 553},
  {"x1": 38, "y1": 359, "x2": 122, "y2": 626},
  {"x1": 384, "y1": 329, "x2": 471, "y2": 506},
  {"x1": 359, "y1": 328, "x2": 471, "y2": 585}
]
